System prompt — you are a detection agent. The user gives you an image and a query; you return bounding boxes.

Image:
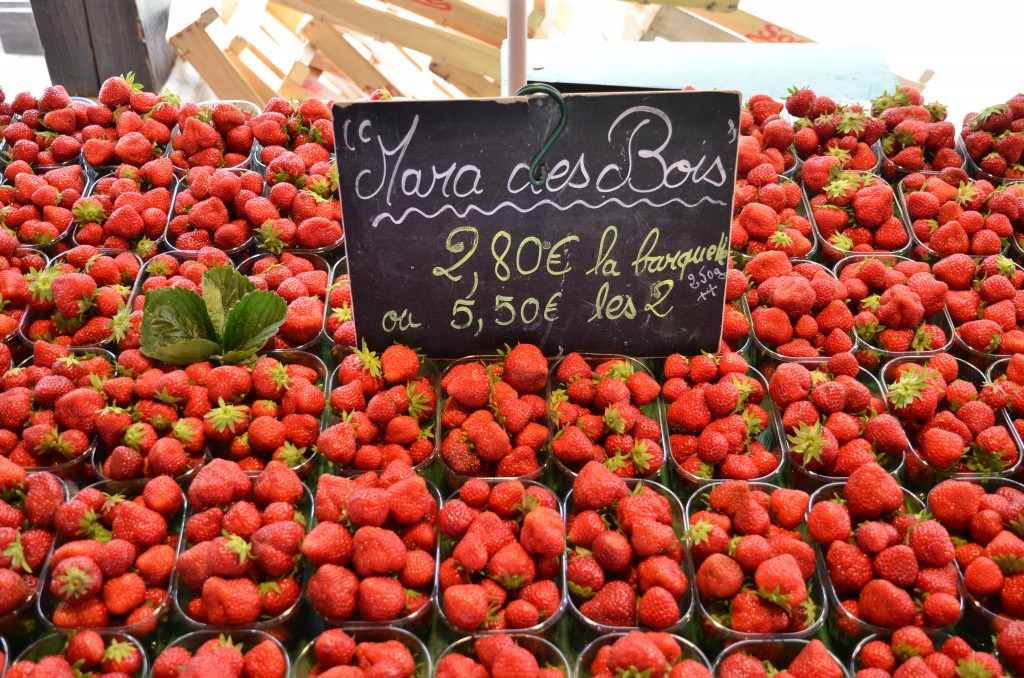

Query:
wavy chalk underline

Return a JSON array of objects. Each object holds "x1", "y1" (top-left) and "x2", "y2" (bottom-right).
[{"x1": 370, "y1": 196, "x2": 727, "y2": 227}]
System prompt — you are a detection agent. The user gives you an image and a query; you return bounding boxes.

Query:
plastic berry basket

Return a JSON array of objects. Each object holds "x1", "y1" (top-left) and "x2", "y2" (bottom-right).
[
  {"x1": 0, "y1": 634, "x2": 7, "y2": 676},
  {"x1": 986, "y1": 358, "x2": 1024, "y2": 465},
  {"x1": 850, "y1": 631, "x2": 952, "y2": 675},
  {"x1": 310, "y1": 478, "x2": 442, "y2": 632},
  {"x1": 563, "y1": 477, "x2": 694, "y2": 634},
  {"x1": 437, "y1": 634, "x2": 567, "y2": 678},
  {"x1": 783, "y1": 365, "x2": 908, "y2": 493},
  {"x1": 712, "y1": 638, "x2": 852, "y2": 678},
  {"x1": 321, "y1": 356, "x2": 441, "y2": 476},
  {"x1": 925, "y1": 475, "x2": 1024, "y2": 640},
  {"x1": 164, "y1": 166, "x2": 262, "y2": 260},
  {"x1": 236, "y1": 250, "x2": 330, "y2": 353},
  {"x1": 36, "y1": 479, "x2": 187, "y2": 639},
  {"x1": 0, "y1": 472, "x2": 69, "y2": 645},
  {"x1": 965, "y1": 150, "x2": 1024, "y2": 187},
  {"x1": 548, "y1": 354, "x2": 668, "y2": 482},
  {"x1": 168, "y1": 100, "x2": 259, "y2": 177},
  {"x1": 435, "y1": 479, "x2": 567, "y2": 637},
  {"x1": 292, "y1": 626, "x2": 431, "y2": 678},
  {"x1": 896, "y1": 175, "x2": 1012, "y2": 260},
  {"x1": 437, "y1": 354, "x2": 552, "y2": 488},
  {"x1": 152, "y1": 628, "x2": 290, "y2": 678},
  {"x1": 731, "y1": 180, "x2": 818, "y2": 264},
  {"x1": 881, "y1": 356, "x2": 1021, "y2": 489},
  {"x1": 744, "y1": 258, "x2": 860, "y2": 364},
  {"x1": 832, "y1": 253, "x2": 956, "y2": 359},
  {"x1": 71, "y1": 172, "x2": 180, "y2": 259},
  {"x1": 576, "y1": 632, "x2": 708, "y2": 678},
  {"x1": 805, "y1": 170, "x2": 913, "y2": 262},
  {"x1": 172, "y1": 480, "x2": 311, "y2": 633},
  {"x1": 322, "y1": 256, "x2": 351, "y2": 361},
  {"x1": 807, "y1": 482, "x2": 963, "y2": 651},
  {"x1": 15, "y1": 630, "x2": 149, "y2": 677},
  {"x1": 14, "y1": 346, "x2": 117, "y2": 482},
  {"x1": 666, "y1": 362, "x2": 785, "y2": 490},
  {"x1": 17, "y1": 248, "x2": 144, "y2": 350},
  {"x1": 0, "y1": 246, "x2": 49, "y2": 345},
  {"x1": 683, "y1": 482, "x2": 827, "y2": 650}
]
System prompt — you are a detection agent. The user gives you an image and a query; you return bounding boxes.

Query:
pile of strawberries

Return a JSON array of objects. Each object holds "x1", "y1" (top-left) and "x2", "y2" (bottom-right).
[
  {"x1": 689, "y1": 481, "x2": 819, "y2": 637},
  {"x1": 551, "y1": 353, "x2": 664, "y2": 478},
  {"x1": 0, "y1": 341, "x2": 116, "y2": 470},
  {"x1": 566, "y1": 462, "x2": 689, "y2": 630},
  {"x1": 663, "y1": 350, "x2": 780, "y2": 482},
  {"x1": 167, "y1": 166, "x2": 265, "y2": 252},
  {"x1": 960, "y1": 95, "x2": 1024, "y2": 179},
  {"x1": 81, "y1": 74, "x2": 179, "y2": 171},
  {"x1": 855, "y1": 626, "x2": 1006, "y2": 678},
  {"x1": 928, "y1": 478, "x2": 1024, "y2": 625},
  {"x1": 743, "y1": 251, "x2": 855, "y2": 358},
  {"x1": 871, "y1": 87, "x2": 963, "y2": 179},
  {"x1": 0, "y1": 460, "x2": 63, "y2": 620},
  {"x1": 169, "y1": 101, "x2": 254, "y2": 173},
  {"x1": 177, "y1": 460, "x2": 307, "y2": 627},
  {"x1": 242, "y1": 253, "x2": 327, "y2": 350},
  {"x1": 252, "y1": 157, "x2": 344, "y2": 252},
  {"x1": 152, "y1": 634, "x2": 287, "y2": 678},
  {"x1": 43, "y1": 476, "x2": 182, "y2": 633},
  {"x1": 900, "y1": 171, "x2": 1010, "y2": 258},
  {"x1": 804, "y1": 160, "x2": 910, "y2": 259},
  {"x1": 717, "y1": 640, "x2": 842, "y2": 678},
  {"x1": 318, "y1": 343, "x2": 436, "y2": 472},
  {"x1": 732, "y1": 171, "x2": 815, "y2": 258},
  {"x1": 737, "y1": 93, "x2": 797, "y2": 177},
  {"x1": 836, "y1": 255, "x2": 950, "y2": 359},
  {"x1": 7, "y1": 631, "x2": 145, "y2": 677},
  {"x1": 300, "y1": 629, "x2": 420, "y2": 678},
  {"x1": 884, "y1": 353, "x2": 1020, "y2": 477},
  {"x1": 22, "y1": 246, "x2": 138, "y2": 347},
  {"x1": 72, "y1": 159, "x2": 176, "y2": 259},
  {"x1": 586, "y1": 631, "x2": 711, "y2": 678},
  {"x1": 807, "y1": 462, "x2": 961, "y2": 633},
  {"x1": 438, "y1": 635, "x2": 567, "y2": 678},
  {"x1": 0, "y1": 164, "x2": 85, "y2": 245},
  {"x1": 248, "y1": 97, "x2": 334, "y2": 172},
  {"x1": 1, "y1": 85, "x2": 85, "y2": 169},
  {"x1": 324, "y1": 267, "x2": 354, "y2": 349},
  {"x1": 992, "y1": 354, "x2": 1024, "y2": 444},
  {"x1": 306, "y1": 462, "x2": 438, "y2": 624},
  {"x1": 0, "y1": 240, "x2": 45, "y2": 342},
  {"x1": 438, "y1": 344, "x2": 548, "y2": 479},
  {"x1": 438, "y1": 478, "x2": 564, "y2": 632},
  {"x1": 770, "y1": 356, "x2": 907, "y2": 479},
  {"x1": 933, "y1": 253, "x2": 1024, "y2": 356},
  {"x1": 784, "y1": 87, "x2": 883, "y2": 169}
]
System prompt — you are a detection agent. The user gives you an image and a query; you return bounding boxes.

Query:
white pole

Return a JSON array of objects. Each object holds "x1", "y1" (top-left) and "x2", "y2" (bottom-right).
[{"x1": 507, "y1": 0, "x2": 527, "y2": 94}]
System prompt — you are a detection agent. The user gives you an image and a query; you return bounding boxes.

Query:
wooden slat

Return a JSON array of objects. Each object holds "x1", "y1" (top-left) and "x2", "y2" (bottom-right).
[
  {"x1": 29, "y1": 0, "x2": 98, "y2": 95},
  {"x1": 167, "y1": 7, "x2": 265, "y2": 104},
  {"x1": 685, "y1": 8, "x2": 810, "y2": 42},
  {"x1": 265, "y1": 1, "x2": 307, "y2": 31},
  {"x1": 270, "y1": 0, "x2": 499, "y2": 80},
  {"x1": 224, "y1": 47, "x2": 278, "y2": 104},
  {"x1": 299, "y1": 19, "x2": 401, "y2": 96},
  {"x1": 631, "y1": 0, "x2": 738, "y2": 10},
  {"x1": 383, "y1": 0, "x2": 505, "y2": 47},
  {"x1": 429, "y1": 60, "x2": 500, "y2": 98},
  {"x1": 643, "y1": 7, "x2": 745, "y2": 42}
]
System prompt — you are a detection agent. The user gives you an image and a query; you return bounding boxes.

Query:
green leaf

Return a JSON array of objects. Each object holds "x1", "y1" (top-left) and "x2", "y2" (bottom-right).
[
  {"x1": 220, "y1": 290, "x2": 287, "y2": 363},
  {"x1": 203, "y1": 266, "x2": 256, "y2": 337},
  {"x1": 140, "y1": 287, "x2": 220, "y2": 364}
]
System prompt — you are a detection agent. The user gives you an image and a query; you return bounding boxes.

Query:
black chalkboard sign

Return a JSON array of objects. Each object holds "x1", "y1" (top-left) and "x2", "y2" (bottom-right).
[{"x1": 333, "y1": 90, "x2": 740, "y2": 358}]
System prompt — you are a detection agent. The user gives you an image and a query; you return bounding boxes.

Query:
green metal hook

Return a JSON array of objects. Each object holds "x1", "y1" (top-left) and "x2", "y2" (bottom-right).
[{"x1": 515, "y1": 83, "x2": 568, "y2": 186}]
